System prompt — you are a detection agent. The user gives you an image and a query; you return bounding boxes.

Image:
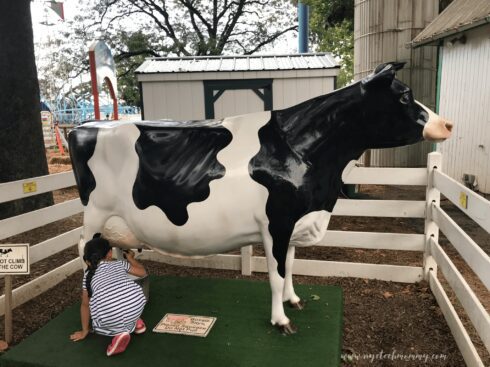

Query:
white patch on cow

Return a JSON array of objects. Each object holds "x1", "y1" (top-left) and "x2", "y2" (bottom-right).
[
  {"x1": 102, "y1": 216, "x2": 145, "y2": 248},
  {"x1": 83, "y1": 112, "x2": 272, "y2": 256},
  {"x1": 290, "y1": 210, "x2": 330, "y2": 247}
]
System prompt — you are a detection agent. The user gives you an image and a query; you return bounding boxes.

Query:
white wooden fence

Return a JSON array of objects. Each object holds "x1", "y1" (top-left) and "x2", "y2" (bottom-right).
[{"x1": 0, "y1": 152, "x2": 489, "y2": 366}]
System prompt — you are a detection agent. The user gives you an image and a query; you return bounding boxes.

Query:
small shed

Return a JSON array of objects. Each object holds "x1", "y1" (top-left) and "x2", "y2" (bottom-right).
[
  {"x1": 135, "y1": 53, "x2": 339, "y2": 121},
  {"x1": 412, "y1": 0, "x2": 490, "y2": 193}
]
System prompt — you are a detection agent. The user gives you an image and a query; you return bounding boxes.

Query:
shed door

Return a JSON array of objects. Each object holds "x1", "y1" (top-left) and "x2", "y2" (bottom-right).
[{"x1": 204, "y1": 79, "x2": 272, "y2": 119}]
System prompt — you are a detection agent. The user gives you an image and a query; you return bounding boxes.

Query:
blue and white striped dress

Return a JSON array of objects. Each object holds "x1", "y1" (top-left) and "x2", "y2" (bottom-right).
[{"x1": 82, "y1": 260, "x2": 146, "y2": 336}]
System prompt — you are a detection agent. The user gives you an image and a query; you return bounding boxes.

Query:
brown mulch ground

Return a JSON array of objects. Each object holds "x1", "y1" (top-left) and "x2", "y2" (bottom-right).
[{"x1": 0, "y1": 152, "x2": 489, "y2": 366}]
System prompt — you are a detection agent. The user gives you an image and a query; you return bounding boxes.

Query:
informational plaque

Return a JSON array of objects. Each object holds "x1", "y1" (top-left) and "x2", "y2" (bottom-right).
[
  {"x1": 153, "y1": 313, "x2": 216, "y2": 337},
  {"x1": 0, "y1": 245, "x2": 30, "y2": 274}
]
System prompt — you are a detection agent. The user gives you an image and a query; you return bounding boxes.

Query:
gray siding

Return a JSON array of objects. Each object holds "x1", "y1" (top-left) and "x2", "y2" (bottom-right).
[{"x1": 438, "y1": 26, "x2": 490, "y2": 193}]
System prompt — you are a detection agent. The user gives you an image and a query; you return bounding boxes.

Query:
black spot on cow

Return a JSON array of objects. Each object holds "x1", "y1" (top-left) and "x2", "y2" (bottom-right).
[
  {"x1": 133, "y1": 120, "x2": 232, "y2": 226},
  {"x1": 250, "y1": 62, "x2": 428, "y2": 277},
  {"x1": 68, "y1": 127, "x2": 99, "y2": 205}
]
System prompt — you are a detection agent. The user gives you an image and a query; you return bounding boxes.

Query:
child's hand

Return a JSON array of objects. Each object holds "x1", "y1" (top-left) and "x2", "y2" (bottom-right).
[
  {"x1": 123, "y1": 249, "x2": 135, "y2": 260},
  {"x1": 70, "y1": 330, "x2": 89, "y2": 342}
]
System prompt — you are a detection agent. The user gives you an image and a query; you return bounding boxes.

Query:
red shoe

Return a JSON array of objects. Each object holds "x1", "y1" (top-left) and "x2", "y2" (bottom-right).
[
  {"x1": 106, "y1": 332, "x2": 131, "y2": 357},
  {"x1": 134, "y1": 318, "x2": 146, "y2": 334}
]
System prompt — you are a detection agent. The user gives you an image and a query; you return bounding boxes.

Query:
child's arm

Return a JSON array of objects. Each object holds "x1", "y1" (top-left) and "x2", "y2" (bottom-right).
[
  {"x1": 70, "y1": 290, "x2": 90, "y2": 341},
  {"x1": 125, "y1": 250, "x2": 147, "y2": 277}
]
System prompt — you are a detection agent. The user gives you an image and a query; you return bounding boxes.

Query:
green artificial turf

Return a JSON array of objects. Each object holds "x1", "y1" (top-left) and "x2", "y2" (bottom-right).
[{"x1": 0, "y1": 276, "x2": 342, "y2": 367}]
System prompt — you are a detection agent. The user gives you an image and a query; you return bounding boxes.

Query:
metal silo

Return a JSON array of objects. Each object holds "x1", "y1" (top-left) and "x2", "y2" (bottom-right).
[{"x1": 354, "y1": 0, "x2": 439, "y2": 167}]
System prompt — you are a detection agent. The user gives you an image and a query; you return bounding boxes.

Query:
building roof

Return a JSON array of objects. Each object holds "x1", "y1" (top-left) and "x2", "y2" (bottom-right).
[
  {"x1": 135, "y1": 53, "x2": 339, "y2": 74},
  {"x1": 412, "y1": 0, "x2": 490, "y2": 47}
]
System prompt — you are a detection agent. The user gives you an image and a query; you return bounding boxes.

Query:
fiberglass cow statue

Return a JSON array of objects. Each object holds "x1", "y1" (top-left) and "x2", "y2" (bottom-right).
[{"x1": 69, "y1": 62, "x2": 453, "y2": 334}]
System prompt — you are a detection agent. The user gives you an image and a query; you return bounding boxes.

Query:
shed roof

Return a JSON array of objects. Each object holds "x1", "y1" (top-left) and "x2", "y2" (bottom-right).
[
  {"x1": 412, "y1": 0, "x2": 490, "y2": 47},
  {"x1": 136, "y1": 53, "x2": 339, "y2": 74}
]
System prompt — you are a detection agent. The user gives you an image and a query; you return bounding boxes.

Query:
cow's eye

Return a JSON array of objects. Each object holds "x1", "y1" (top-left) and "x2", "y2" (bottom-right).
[{"x1": 400, "y1": 93, "x2": 410, "y2": 105}]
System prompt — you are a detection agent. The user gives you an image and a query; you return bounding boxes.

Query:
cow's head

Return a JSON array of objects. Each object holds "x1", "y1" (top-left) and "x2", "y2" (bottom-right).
[{"x1": 360, "y1": 62, "x2": 453, "y2": 148}]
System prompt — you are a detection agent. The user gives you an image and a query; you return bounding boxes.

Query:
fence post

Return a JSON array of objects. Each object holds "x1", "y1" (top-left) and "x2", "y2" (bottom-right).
[
  {"x1": 241, "y1": 245, "x2": 253, "y2": 276},
  {"x1": 424, "y1": 152, "x2": 442, "y2": 280},
  {"x1": 4, "y1": 275, "x2": 12, "y2": 344}
]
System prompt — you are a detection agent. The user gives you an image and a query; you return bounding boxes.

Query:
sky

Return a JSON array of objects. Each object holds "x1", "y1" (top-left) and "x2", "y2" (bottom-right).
[
  {"x1": 30, "y1": 0, "x2": 299, "y2": 58},
  {"x1": 31, "y1": 0, "x2": 77, "y2": 44}
]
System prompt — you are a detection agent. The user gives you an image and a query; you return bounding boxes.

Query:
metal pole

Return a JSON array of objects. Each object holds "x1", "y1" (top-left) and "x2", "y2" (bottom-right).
[
  {"x1": 5, "y1": 275, "x2": 12, "y2": 344},
  {"x1": 88, "y1": 50, "x2": 101, "y2": 120},
  {"x1": 298, "y1": 1, "x2": 309, "y2": 53}
]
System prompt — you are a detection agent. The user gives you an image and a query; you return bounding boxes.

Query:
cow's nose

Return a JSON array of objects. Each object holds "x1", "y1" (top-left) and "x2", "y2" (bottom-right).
[{"x1": 445, "y1": 120, "x2": 454, "y2": 132}]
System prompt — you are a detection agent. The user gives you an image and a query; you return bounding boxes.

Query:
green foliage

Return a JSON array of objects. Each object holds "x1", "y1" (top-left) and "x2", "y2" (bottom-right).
[
  {"x1": 109, "y1": 31, "x2": 164, "y2": 106},
  {"x1": 306, "y1": 0, "x2": 354, "y2": 87},
  {"x1": 314, "y1": 19, "x2": 353, "y2": 87}
]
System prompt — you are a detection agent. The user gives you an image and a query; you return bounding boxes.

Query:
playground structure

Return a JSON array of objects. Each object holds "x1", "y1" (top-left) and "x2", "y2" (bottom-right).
[
  {"x1": 41, "y1": 95, "x2": 140, "y2": 125},
  {"x1": 40, "y1": 40, "x2": 140, "y2": 149},
  {"x1": 0, "y1": 152, "x2": 489, "y2": 365},
  {"x1": 40, "y1": 92, "x2": 140, "y2": 151}
]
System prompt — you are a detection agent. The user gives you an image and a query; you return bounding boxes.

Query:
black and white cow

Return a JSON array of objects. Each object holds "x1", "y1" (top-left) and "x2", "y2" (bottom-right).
[{"x1": 69, "y1": 63, "x2": 452, "y2": 334}]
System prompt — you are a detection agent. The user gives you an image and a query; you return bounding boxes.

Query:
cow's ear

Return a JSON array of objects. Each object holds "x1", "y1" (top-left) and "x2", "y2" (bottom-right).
[
  {"x1": 390, "y1": 61, "x2": 406, "y2": 71},
  {"x1": 361, "y1": 63, "x2": 397, "y2": 90},
  {"x1": 374, "y1": 61, "x2": 405, "y2": 73}
]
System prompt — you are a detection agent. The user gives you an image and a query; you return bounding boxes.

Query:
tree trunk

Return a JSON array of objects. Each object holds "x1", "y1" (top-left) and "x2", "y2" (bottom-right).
[{"x1": 0, "y1": 0, "x2": 53, "y2": 220}]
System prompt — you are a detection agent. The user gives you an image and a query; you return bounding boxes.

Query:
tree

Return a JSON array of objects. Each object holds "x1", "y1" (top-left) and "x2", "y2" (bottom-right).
[
  {"x1": 0, "y1": 0, "x2": 53, "y2": 220},
  {"x1": 306, "y1": 0, "x2": 453, "y2": 88},
  {"x1": 306, "y1": 0, "x2": 354, "y2": 87},
  {"x1": 112, "y1": 30, "x2": 163, "y2": 106},
  {"x1": 87, "y1": 0, "x2": 297, "y2": 56},
  {"x1": 37, "y1": 0, "x2": 297, "y2": 107}
]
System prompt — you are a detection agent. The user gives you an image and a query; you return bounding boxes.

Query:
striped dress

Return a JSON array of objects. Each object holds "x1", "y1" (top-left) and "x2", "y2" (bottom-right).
[{"x1": 83, "y1": 260, "x2": 146, "y2": 336}]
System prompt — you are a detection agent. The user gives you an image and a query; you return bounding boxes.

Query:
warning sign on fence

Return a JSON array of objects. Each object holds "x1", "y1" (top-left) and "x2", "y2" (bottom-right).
[{"x1": 0, "y1": 245, "x2": 30, "y2": 274}]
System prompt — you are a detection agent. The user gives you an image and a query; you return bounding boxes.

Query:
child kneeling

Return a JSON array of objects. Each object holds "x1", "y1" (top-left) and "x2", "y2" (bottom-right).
[{"x1": 70, "y1": 236, "x2": 147, "y2": 356}]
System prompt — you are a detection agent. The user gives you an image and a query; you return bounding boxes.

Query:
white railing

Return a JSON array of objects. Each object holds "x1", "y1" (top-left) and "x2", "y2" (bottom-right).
[
  {"x1": 0, "y1": 153, "x2": 488, "y2": 366},
  {"x1": 424, "y1": 152, "x2": 490, "y2": 367},
  {"x1": 0, "y1": 172, "x2": 83, "y2": 315},
  {"x1": 138, "y1": 165, "x2": 428, "y2": 284}
]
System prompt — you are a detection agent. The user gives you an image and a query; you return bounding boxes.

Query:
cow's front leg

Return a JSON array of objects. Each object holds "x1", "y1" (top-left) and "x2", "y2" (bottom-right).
[
  {"x1": 282, "y1": 246, "x2": 304, "y2": 310},
  {"x1": 261, "y1": 224, "x2": 297, "y2": 335}
]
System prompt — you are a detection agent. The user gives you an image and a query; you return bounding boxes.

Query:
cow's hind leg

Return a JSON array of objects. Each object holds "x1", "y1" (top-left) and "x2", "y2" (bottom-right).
[
  {"x1": 261, "y1": 224, "x2": 296, "y2": 335},
  {"x1": 282, "y1": 246, "x2": 304, "y2": 310},
  {"x1": 78, "y1": 207, "x2": 111, "y2": 266}
]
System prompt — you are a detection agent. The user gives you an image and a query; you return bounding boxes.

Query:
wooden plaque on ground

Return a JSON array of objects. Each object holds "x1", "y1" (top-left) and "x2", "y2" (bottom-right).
[{"x1": 153, "y1": 313, "x2": 216, "y2": 337}]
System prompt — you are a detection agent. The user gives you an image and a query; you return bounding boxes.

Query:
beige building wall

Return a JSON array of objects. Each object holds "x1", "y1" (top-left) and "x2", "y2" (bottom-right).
[
  {"x1": 273, "y1": 77, "x2": 335, "y2": 110},
  {"x1": 142, "y1": 81, "x2": 205, "y2": 121},
  {"x1": 140, "y1": 71, "x2": 337, "y2": 120}
]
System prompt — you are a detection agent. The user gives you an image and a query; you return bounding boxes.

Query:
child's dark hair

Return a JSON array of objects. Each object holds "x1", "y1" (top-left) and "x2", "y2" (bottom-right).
[{"x1": 83, "y1": 235, "x2": 111, "y2": 297}]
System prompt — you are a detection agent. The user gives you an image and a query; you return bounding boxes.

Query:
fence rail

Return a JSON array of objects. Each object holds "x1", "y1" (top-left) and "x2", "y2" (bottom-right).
[
  {"x1": 0, "y1": 154, "x2": 489, "y2": 366},
  {"x1": 433, "y1": 169, "x2": 490, "y2": 233},
  {"x1": 426, "y1": 153, "x2": 490, "y2": 367},
  {"x1": 0, "y1": 171, "x2": 76, "y2": 204}
]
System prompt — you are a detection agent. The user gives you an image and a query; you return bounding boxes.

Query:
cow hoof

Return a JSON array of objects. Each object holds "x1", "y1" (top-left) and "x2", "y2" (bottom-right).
[
  {"x1": 277, "y1": 322, "x2": 297, "y2": 335},
  {"x1": 289, "y1": 299, "x2": 306, "y2": 310}
]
